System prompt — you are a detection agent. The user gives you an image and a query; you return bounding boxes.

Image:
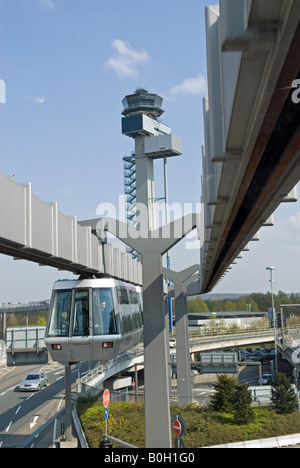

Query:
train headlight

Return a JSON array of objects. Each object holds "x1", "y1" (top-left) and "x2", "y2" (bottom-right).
[
  {"x1": 102, "y1": 342, "x2": 113, "y2": 349},
  {"x1": 51, "y1": 344, "x2": 62, "y2": 350}
]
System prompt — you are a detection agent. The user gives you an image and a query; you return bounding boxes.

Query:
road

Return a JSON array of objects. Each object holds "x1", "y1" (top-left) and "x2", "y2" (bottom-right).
[{"x1": 0, "y1": 360, "x2": 93, "y2": 448}]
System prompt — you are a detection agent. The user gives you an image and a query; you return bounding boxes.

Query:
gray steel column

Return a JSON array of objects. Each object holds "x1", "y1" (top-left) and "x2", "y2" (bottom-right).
[
  {"x1": 65, "y1": 365, "x2": 72, "y2": 442},
  {"x1": 97, "y1": 214, "x2": 197, "y2": 448},
  {"x1": 1, "y1": 313, "x2": 6, "y2": 341},
  {"x1": 163, "y1": 265, "x2": 199, "y2": 406},
  {"x1": 143, "y1": 252, "x2": 171, "y2": 447}
]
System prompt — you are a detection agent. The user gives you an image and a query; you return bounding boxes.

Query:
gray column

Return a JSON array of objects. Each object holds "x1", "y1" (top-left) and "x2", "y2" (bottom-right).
[
  {"x1": 143, "y1": 252, "x2": 171, "y2": 447},
  {"x1": 163, "y1": 265, "x2": 199, "y2": 406},
  {"x1": 1, "y1": 313, "x2": 6, "y2": 341},
  {"x1": 65, "y1": 365, "x2": 72, "y2": 442},
  {"x1": 97, "y1": 214, "x2": 197, "y2": 448}
]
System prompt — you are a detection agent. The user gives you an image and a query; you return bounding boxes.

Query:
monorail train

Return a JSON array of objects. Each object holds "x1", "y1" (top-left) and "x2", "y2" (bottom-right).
[{"x1": 45, "y1": 278, "x2": 143, "y2": 365}]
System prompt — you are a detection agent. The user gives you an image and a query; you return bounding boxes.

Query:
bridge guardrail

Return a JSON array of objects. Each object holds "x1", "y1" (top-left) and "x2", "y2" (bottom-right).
[
  {"x1": 188, "y1": 329, "x2": 275, "y2": 348},
  {"x1": 81, "y1": 347, "x2": 144, "y2": 387}
]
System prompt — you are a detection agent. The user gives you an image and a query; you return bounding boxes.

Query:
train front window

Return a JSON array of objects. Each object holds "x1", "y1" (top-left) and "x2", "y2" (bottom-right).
[
  {"x1": 48, "y1": 290, "x2": 72, "y2": 337},
  {"x1": 92, "y1": 288, "x2": 116, "y2": 335},
  {"x1": 73, "y1": 290, "x2": 90, "y2": 336}
]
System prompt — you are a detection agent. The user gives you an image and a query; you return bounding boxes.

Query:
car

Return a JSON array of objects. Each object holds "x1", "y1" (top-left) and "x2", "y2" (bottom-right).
[
  {"x1": 19, "y1": 372, "x2": 48, "y2": 392},
  {"x1": 261, "y1": 374, "x2": 272, "y2": 385},
  {"x1": 169, "y1": 339, "x2": 176, "y2": 348}
]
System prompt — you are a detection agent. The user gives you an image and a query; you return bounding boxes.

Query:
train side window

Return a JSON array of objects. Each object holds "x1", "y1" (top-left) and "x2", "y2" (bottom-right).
[
  {"x1": 117, "y1": 287, "x2": 122, "y2": 305},
  {"x1": 121, "y1": 287, "x2": 129, "y2": 304},
  {"x1": 48, "y1": 290, "x2": 72, "y2": 337},
  {"x1": 73, "y1": 290, "x2": 89, "y2": 336},
  {"x1": 92, "y1": 288, "x2": 116, "y2": 335}
]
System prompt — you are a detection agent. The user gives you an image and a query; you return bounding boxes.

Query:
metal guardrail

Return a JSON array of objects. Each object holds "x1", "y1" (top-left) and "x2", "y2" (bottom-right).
[
  {"x1": 101, "y1": 434, "x2": 137, "y2": 449},
  {"x1": 189, "y1": 329, "x2": 275, "y2": 348},
  {"x1": 81, "y1": 347, "x2": 144, "y2": 387},
  {"x1": 6, "y1": 326, "x2": 46, "y2": 352}
]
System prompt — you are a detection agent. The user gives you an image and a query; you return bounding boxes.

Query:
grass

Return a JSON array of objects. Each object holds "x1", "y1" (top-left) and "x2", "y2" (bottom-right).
[{"x1": 77, "y1": 397, "x2": 300, "y2": 448}]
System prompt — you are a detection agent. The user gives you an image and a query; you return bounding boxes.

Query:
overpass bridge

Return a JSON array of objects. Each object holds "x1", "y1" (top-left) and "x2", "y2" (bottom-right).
[
  {"x1": 189, "y1": 329, "x2": 274, "y2": 354},
  {"x1": 79, "y1": 328, "x2": 276, "y2": 393},
  {"x1": 276, "y1": 330, "x2": 300, "y2": 372},
  {"x1": 0, "y1": 302, "x2": 50, "y2": 315}
]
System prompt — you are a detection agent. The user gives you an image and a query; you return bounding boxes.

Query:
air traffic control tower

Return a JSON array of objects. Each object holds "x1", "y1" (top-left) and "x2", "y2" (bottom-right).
[{"x1": 122, "y1": 88, "x2": 182, "y2": 232}]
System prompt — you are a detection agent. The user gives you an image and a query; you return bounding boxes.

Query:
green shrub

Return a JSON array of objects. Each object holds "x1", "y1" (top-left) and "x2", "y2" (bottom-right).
[
  {"x1": 233, "y1": 384, "x2": 255, "y2": 425},
  {"x1": 271, "y1": 373, "x2": 299, "y2": 414},
  {"x1": 77, "y1": 399, "x2": 300, "y2": 448},
  {"x1": 209, "y1": 375, "x2": 237, "y2": 412}
]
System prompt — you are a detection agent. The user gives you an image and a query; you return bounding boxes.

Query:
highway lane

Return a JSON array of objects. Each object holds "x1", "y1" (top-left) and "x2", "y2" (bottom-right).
[
  {"x1": 0, "y1": 362, "x2": 64, "y2": 447},
  {"x1": 0, "y1": 361, "x2": 93, "y2": 448}
]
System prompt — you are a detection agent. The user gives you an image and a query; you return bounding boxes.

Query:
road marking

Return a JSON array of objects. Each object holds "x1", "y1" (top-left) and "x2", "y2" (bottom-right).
[
  {"x1": 0, "y1": 366, "x2": 15, "y2": 378},
  {"x1": 57, "y1": 396, "x2": 64, "y2": 411},
  {"x1": 6, "y1": 421, "x2": 12, "y2": 432},
  {"x1": 0, "y1": 385, "x2": 17, "y2": 396},
  {"x1": 30, "y1": 416, "x2": 39, "y2": 430},
  {"x1": 15, "y1": 406, "x2": 22, "y2": 415},
  {"x1": 26, "y1": 393, "x2": 34, "y2": 401}
]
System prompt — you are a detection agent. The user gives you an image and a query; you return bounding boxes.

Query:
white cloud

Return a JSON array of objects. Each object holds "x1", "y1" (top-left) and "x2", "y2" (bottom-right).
[
  {"x1": 61, "y1": 187, "x2": 72, "y2": 196},
  {"x1": 35, "y1": 0, "x2": 55, "y2": 9},
  {"x1": 105, "y1": 39, "x2": 150, "y2": 78},
  {"x1": 24, "y1": 96, "x2": 46, "y2": 103},
  {"x1": 170, "y1": 74, "x2": 207, "y2": 96},
  {"x1": 286, "y1": 212, "x2": 300, "y2": 230}
]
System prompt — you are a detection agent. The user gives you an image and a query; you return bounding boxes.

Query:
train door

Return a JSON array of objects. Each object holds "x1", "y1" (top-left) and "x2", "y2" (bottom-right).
[{"x1": 70, "y1": 289, "x2": 92, "y2": 362}]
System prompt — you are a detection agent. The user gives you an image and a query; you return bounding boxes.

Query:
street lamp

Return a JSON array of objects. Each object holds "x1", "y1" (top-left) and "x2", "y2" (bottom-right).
[{"x1": 266, "y1": 267, "x2": 278, "y2": 373}]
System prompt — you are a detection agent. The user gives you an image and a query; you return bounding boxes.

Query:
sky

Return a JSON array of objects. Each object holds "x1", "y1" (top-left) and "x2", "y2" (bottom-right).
[{"x1": 0, "y1": 0, "x2": 300, "y2": 302}]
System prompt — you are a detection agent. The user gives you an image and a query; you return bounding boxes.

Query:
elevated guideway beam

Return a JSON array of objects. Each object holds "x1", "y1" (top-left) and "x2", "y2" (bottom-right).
[
  {"x1": 201, "y1": 0, "x2": 300, "y2": 292},
  {"x1": 0, "y1": 172, "x2": 142, "y2": 285}
]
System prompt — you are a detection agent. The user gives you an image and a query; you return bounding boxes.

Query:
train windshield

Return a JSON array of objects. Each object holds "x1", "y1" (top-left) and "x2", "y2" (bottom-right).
[
  {"x1": 92, "y1": 288, "x2": 116, "y2": 335},
  {"x1": 48, "y1": 290, "x2": 72, "y2": 337},
  {"x1": 48, "y1": 286, "x2": 117, "y2": 337},
  {"x1": 73, "y1": 289, "x2": 89, "y2": 336}
]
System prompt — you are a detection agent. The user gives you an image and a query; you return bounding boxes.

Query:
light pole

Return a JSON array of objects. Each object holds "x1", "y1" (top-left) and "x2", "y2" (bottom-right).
[{"x1": 266, "y1": 267, "x2": 278, "y2": 373}]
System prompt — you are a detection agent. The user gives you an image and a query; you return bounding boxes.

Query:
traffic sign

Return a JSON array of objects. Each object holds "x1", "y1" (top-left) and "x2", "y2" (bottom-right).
[
  {"x1": 105, "y1": 408, "x2": 109, "y2": 420},
  {"x1": 171, "y1": 414, "x2": 187, "y2": 437},
  {"x1": 103, "y1": 389, "x2": 110, "y2": 408},
  {"x1": 172, "y1": 419, "x2": 182, "y2": 436}
]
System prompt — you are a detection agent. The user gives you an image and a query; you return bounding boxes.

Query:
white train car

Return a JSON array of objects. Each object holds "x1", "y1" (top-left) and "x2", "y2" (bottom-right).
[{"x1": 45, "y1": 278, "x2": 143, "y2": 365}]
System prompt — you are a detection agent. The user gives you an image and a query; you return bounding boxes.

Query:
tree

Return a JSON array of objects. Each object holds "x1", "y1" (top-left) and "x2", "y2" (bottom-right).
[
  {"x1": 187, "y1": 297, "x2": 209, "y2": 313},
  {"x1": 209, "y1": 375, "x2": 236, "y2": 413},
  {"x1": 248, "y1": 298, "x2": 259, "y2": 312},
  {"x1": 236, "y1": 296, "x2": 248, "y2": 311},
  {"x1": 271, "y1": 373, "x2": 298, "y2": 414},
  {"x1": 233, "y1": 384, "x2": 255, "y2": 424},
  {"x1": 37, "y1": 316, "x2": 47, "y2": 326},
  {"x1": 224, "y1": 300, "x2": 236, "y2": 312}
]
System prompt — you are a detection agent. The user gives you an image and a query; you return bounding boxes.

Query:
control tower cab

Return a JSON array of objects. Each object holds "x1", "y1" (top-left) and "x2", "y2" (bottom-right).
[
  {"x1": 121, "y1": 88, "x2": 182, "y2": 157},
  {"x1": 121, "y1": 88, "x2": 182, "y2": 232}
]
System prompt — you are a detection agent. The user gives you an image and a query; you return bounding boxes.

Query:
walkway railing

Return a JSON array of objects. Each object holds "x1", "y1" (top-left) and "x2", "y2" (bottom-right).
[
  {"x1": 189, "y1": 328, "x2": 274, "y2": 347},
  {"x1": 81, "y1": 347, "x2": 144, "y2": 387}
]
